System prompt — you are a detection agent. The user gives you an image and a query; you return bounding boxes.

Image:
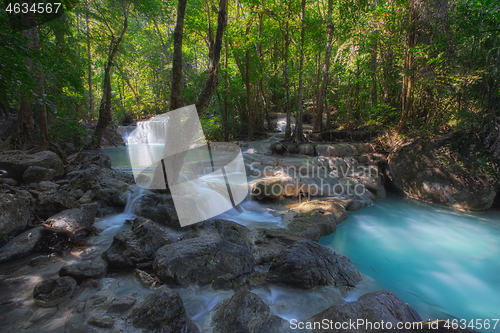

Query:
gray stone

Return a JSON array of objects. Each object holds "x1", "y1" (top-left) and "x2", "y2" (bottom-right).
[
  {"x1": 107, "y1": 296, "x2": 136, "y2": 313},
  {"x1": 388, "y1": 139, "x2": 497, "y2": 211},
  {"x1": 311, "y1": 289, "x2": 422, "y2": 333},
  {"x1": 102, "y1": 218, "x2": 173, "y2": 269},
  {"x1": 45, "y1": 203, "x2": 98, "y2": 238},
  {"x1": 267, "y1": 240, "x2": 362, "y2": 295},
  {"x1": 33, "y1": 276, "x2": 77, "y2": 307},
  {"x1": 36, "y1": 189, "x2": 78, "y2": 219},
  {"x1": 0, "y1": 227, "x2": 44, "y2": 264},
  {"x1": 0, "y1": 150, "x2": 64, "y2": 182},
  {"x1": 132, "y1": 287, "x2": 199, "y2": 332},
  {"x1": 23, "y1": 166, "x2": 58, "y2": 183},
  {"x1": 31, "y1": 180, "x2": 60, "y2": 192},
  {"x1": 59, "y1": 260, "x2": 107, "y2": 282},
  {"x1": 88, "y1": 315, "x2": 114, "y2": 329},
  {"x1": 211, "y1": 290, "x2": 292, "y2": 333},
  {"x1": 132, "y1": 192, "x2": 180, "y2": 229},
  {"x1": 154, "y1": 236, "x2": 256, "y2": 286},
  {"x1": 0, "y1": 192, "x2": 32, "y2": 236}
]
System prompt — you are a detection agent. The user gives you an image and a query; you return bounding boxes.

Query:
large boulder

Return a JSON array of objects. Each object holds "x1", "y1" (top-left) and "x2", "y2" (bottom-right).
[
  {"x1": 388, "y1": 138, "x2": 497, "y2": 211},
  {"x1": 132, "y1": 287, "x2": 199, "y2": 333},
  {"x1": 45, "y1": 203, "x2": 98, "y2": 238},
  {"x1": 0, "y1": 227, "x2": 44, "y2": 264},
  {"x1": 154, "y1": 236, "x2": 256, "y2": 286},
  {"x1": 33, "y1": 276, "x2": 77, "y2": 308},
  {"x1": 65, "y1": 152, "x2": 133, "y2": 207},
  {"x1": 0, "y1": 192, "x2": 33, "y2": 236},
  {"x1": 36, "y1": 189, "x2": 78, "y2": 219},
  {"x1": 102, "y1": 217, "x2": 173, "y2": 269},
  {"x1": 178, "y1": 219, "x2": 252, "y2": 249},
  {"x1": 59, "y1": 260, "x2": 107, "y2": 282},
  {"x1": 284, "y1": 198, "x2": 349, "y2": 241},
  {"x1": 310, "y1": 290, "x2": 421, "y2": 333},
  {"x1": 266, "y1": 240, "x2": 362, "y2": 295},
  {"x1": 211, "y1": 290, "x2": 292, "y2": 333},
  {"x1": 132, "y1": 192, "x2": 180, "y2": 229},
  {"x1": 23, "y1": 166, "x2": 59, "y2": 183},
  {"x1": 0, "y1": 151, "x2": 64, "y2": 182}
]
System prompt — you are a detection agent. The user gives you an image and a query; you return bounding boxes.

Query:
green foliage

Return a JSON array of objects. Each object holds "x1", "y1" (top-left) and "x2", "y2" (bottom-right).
[{"x1": 48, "y1": 116, "x2": 88, "y2": 147}]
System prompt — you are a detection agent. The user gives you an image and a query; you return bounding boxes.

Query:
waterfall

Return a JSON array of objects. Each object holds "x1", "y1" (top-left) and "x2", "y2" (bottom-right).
[
  {"x1": 123, "y1": 187, "x2": 145, "y2": 215},
  {"x1": 127, "y1": 114, "x2": 169, "y2": 145}
]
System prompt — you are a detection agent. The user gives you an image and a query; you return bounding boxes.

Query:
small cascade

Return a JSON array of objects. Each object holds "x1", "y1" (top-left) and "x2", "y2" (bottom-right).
[
  {"x1": 275, "y1": 116, "x2": 295, "y2": 132},
  {"x1": 127, "y1": 115, "x2": 169, "y2": 145}
]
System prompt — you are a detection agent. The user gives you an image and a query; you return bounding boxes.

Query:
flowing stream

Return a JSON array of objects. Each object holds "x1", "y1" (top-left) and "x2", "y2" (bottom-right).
[{"x1": 320, "y1": 193, "x2": 500, "y2": 331}]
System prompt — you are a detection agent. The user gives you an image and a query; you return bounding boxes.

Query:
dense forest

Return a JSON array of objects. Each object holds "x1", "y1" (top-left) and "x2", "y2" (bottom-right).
[{"x1": 0, "y1": 0, "x2": 499, "y2": 148}]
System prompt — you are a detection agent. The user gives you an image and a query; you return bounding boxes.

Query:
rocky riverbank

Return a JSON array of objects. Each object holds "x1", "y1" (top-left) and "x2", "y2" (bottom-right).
[{"x1": 0, "y1": 140, "x2": 482, "y2": 332}]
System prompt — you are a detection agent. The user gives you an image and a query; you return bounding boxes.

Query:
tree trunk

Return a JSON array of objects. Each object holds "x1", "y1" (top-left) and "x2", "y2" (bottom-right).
[
  {"x1": 294, "y1": 0, "x2": 306, "y2": 142},
  {"x1": 370, "y1": 30, "x2": 378, "y2": 108},
  {"x1": 170, "y1": 0, "x2": 187, "y2": 111},
  {"x1": 244, "y1": 22, "x2": 254, "y2": 140},
  {"x1": 196, "y1": 0, "x2": 228, "y2": 115},
  {"x1": 86, "y1": 5, "x2": 93, "y2": 122},
  {"x1": 397, "y1": 0, "x2": 418, "y2": 132},
  {"x1": 284, "y1": 1, "x2": 292, "y2": 139},
  {"x1": 92, "y1": 7, "x2": 129, "y2": 148},
  {"x1": 223, "y1": 39, "x2": 229, "y2": 141},
  {"x1": 314, "y1": 0, "x2": 333, "y2": 132}
]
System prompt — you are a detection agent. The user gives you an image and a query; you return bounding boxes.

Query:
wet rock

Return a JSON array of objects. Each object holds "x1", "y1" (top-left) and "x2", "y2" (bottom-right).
[
  {"x1": 132, "y1": 287, "x2": 199, "y2": 332},
  {"x1": 107, "y1": 296, "x2": 136, "y2": 314},
  {"x1": 132, "y1": 192, "x2": 180, "y2": 229},
  {"x1": 36, "y1": 189, "x2": 78, "y2": 219},
  {"x1": 0, "y1": 192, "x2": 33, "y2": 235},
  {"x1": 285, "y1": 198, "x2": 348, "y2": 241},
  {"x1": 267, "y1": 240, "x2": 362, "y2": 295},
  {"x1": 0, "y1": 177, "x2": 17, "y2": 186},
  {"x1": 23, "y1": 166, "x2": 58, "y2": 183},
  {"x1": 59, "y1": 260, "x2": 107, "y2": 282},
  {"x1": 0, "y1": 150, "x2": 64, "y2": 182},
  {"x1": 211, "y1": 290, "x2": 292, "y2": 333},
  {"x1": 178, "y1": 219, "x2": 252, "y2": 249},
  {"x1": 65, "y1": 152, "x2": 133, "y2": 207},
  {"x1": 250, "y1": 229, "x2": 302, "y2": 264},
  {"x1": 45, "y1": 203, "x2": 98, "y2": 238},
  {"x1": 33, "y1": 276, "x2": 77, "y2": 307},
  {"x1": 29, "y1": 306, "x2": 58, "y2": 323},
  {"x1": 88, "y1": 314, "x2": 114, "y2": 329},
  {"x1": 30, "y1": 180, "x2": 60, "y2": 192},
  {"x1": 0, "y1": 227, "x2": 44, "y2": 264},
  {"x1": 388, "y1": 138, "x2": 497, "y2": 211},
  {"x1": 134, "y1": 268, "x2": 157, "y2": 288},
  {"x1": 102, "y1": 218, "x2": 173, "y2": 269},
  {"x1": 311, "y1": 289, "x2": 422, "y2": 333},
  {"x1": 154, "y1": 236, "x2": 256, "y2": 286}
]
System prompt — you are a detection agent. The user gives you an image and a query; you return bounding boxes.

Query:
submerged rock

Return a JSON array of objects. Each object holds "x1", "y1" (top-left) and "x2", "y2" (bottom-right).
[
  {"x1": 211, "y1": 290, "x2": 292, "y2": 333},
  {"x1": 132, "y1": 287, "x2": 199, "y2": 332},
  {"x1": 154, "y1": 236, "x2": 256, "y2": 286},
  {"x1": 33, "y1": 276, "x2": 77, "y2": 308},
  {"x1": 310, "y1": 289, "x2": 421, "y2": 333},
  {"x1": 102, "y1": 218, "x2": 173, "y2": 269},
  {"x1": 388, "y1": 138, "x2": 497, "y2": 211},
  {"x1": 0, "y1": 227, "x2": 44, "y2": 264},
  {"x1": 59, "y1": 260, "x2": 107, "y2": 282},
  {"x1": 0, "y1": 192, "x2": 33, "y2": 236},
  {"x1": 266, "y1": 240, "x2": 362, "y2": 295}
]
